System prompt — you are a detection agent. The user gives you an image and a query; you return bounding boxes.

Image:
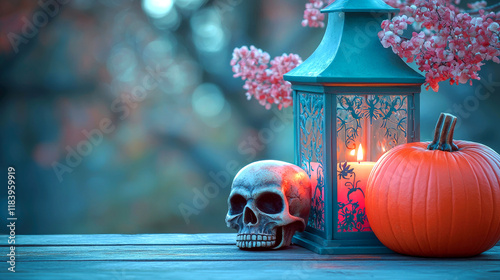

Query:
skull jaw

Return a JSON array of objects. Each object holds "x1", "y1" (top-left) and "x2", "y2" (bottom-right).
[
  {"x1": 272, "y1": 226, "x2": 293, "y2": 249},
  {"x1": 272, "y1": 222, "x2": 305, "y2": 249}
]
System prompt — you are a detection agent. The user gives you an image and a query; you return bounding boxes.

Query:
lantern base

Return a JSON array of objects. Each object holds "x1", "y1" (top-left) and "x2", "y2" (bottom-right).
[{"x1": 292, "y1": 231, "x2": 393, "y2": 255}]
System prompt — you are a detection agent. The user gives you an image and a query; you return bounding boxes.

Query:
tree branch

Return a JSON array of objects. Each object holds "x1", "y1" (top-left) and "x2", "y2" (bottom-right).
[{"x1": 464, "y1": 2, "x2": 500, "y2": 15}]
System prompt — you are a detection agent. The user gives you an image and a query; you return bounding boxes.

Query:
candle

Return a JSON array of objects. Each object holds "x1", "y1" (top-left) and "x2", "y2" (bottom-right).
[{"x1": 337, "y1": 144, "x2": 375, "y2": 232}]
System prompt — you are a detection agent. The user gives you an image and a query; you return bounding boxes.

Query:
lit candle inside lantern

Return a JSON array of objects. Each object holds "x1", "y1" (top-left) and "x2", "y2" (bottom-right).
[{"x1": 337, "y1": 144, "x2": 376, "y2": 232}]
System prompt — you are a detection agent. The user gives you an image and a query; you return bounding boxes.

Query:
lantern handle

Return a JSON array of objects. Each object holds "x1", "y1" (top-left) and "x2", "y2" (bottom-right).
[{"x1": 427, "y1": 113, "x2": 459, "y2": 152}]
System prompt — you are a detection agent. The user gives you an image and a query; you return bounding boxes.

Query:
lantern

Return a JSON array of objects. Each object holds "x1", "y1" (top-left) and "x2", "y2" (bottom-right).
[{"x1": 283, "y1": 0, "x2": 425, "y2": 254}]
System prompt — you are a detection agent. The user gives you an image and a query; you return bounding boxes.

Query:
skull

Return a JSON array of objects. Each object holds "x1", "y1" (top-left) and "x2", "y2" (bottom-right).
[{"x1": 225, "y1": 160, "x2": 311, "y2": 249}]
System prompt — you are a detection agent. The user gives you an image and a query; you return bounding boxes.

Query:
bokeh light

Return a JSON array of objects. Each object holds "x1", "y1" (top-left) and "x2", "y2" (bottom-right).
[
  {"x1": 191, "y1": 8, "x2": 228, "y2": 53},
  {"x1": 107, "y1": 45, "x2": 138, "y2": 82},
  {"x1": 143, "y1": 37, "x2": 176, "y2": 66},
  {"x1": 151, "y1": 8, "x2": 181, "y2": 30},
  {"x1": 176, "y1": 0, "x2": 207, "y2": 11},
  {"x1": 192, "y1": 83, "x2": 225, "y2": 118},
  {"x1": 142, "y1": 0, "x2": 175, "y2": 19}
]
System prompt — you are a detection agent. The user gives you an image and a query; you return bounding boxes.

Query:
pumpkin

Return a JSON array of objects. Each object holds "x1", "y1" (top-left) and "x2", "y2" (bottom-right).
[{"x1": 366, "y1": 113, "x2": 500, "y2": 257}]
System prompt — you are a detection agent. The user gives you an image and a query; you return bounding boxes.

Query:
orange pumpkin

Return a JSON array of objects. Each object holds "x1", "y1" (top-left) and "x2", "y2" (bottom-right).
[{"x1": 366, "y1": 113, "x2": 500, "y2": 257}]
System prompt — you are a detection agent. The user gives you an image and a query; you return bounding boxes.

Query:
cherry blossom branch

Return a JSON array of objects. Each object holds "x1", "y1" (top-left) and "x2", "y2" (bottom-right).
[
  {"x1": 231, "y1": 1, "x2": 500, "y2": 109},
  {"x1": 231, "y1": 46, "x2": 302, "y2": 110},
  {"x1": 465, "y1": 2, "x2": 500, "y2": 15},
  {"x1": 379, "y1": 0, "x2": 500, "y2": 91},
  {"x1": 302, "y1": 0, "x2": 335, "y2": 28}
]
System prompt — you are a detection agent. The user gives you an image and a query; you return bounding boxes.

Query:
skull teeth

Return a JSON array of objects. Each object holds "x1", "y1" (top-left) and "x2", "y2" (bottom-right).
[
  {"x1": 236, "y1": 241, "x2": 274, "y2": 248},
  {"x1": 236, "y1": 234, "x2": 276, "y2": 248},
  {"x1": 236, "y1": 234, "x2": 275, "y2": 241}
]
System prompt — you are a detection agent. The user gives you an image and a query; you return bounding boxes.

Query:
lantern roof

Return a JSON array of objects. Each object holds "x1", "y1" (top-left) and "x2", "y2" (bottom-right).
[
  {"x1": 284, "y1": 0, "x2": 425, "y2": 85},
  {"x1": 321, "y1": 0, "x2": 398, "y2": 13}
]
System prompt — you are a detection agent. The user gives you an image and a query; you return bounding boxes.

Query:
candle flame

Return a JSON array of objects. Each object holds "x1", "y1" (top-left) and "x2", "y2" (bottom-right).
[
  {"x1": 350, "y1": 149, "x2": 355, "y2": 156},
  {"x1": 357, "y1": 144, "x2": 364, "y2": 162}
]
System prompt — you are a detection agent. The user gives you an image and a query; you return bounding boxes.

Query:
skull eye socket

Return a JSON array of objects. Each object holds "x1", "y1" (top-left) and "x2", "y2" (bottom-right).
[
  {"x1": 229, "y1": 194, "x2": 246, "y2": 215},
  {"x1": 256, "y1": 192, "x2": 283, "y2": 214}
]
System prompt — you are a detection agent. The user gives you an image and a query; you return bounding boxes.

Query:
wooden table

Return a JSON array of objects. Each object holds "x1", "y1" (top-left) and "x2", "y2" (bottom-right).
[{"x1": 1, "y1": 234, "x2": 499, "y2": 279}]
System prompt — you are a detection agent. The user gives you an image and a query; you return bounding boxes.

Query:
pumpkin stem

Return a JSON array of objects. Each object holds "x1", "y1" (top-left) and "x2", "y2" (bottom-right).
[
  {"x1": 447, "y1": 116, "x2": 459, "y2": 151},
  {"x1": 427, "y1": 113, "x2": 445, "y2": 150},
  {"x1": 427, "y1": 113, "x2": 459, "y2": 152}
]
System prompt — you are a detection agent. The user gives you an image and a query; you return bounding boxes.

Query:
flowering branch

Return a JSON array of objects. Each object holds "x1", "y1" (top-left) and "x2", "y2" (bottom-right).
[
  {"x1": 465, "y1": 1, "x2": 500, "y2": 14},
  {"x1": 302, "y1": 0, "x2": 335, "y2": 28},
  {"x1": 379, "y1": 0, "x2": 500, "y2": 91},
  {"x1": 231, "y1": 1, "x2": 500, "y2": 109},
  {"x1": 231, "y1": 46, "x2": 302, "y2": 110}
]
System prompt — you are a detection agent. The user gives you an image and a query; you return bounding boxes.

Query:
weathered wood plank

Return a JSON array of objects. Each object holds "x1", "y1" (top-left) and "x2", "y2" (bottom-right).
[
  {"x1": 5, "y1": 244, "x2": 500, "y2": 262},
  {"x1": 2, "y1": 234, "x2": 497, "y2": 247},
  {"x1": 0, "y1": 233, "x2": 237, "y2": 246},
  {"x1": 2, "y1": 260, "x2": 500, "y2": 280},
  {"x1": 0, "y1": 234, "x2": 499, "y2": 279}
]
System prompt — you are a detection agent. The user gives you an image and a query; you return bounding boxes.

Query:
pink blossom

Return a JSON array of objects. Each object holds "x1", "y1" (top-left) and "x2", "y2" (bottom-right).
[
  {"x1": 231, "y1": 46, "x2": 302, "y2": 110},
  {"x1": 304, "y1": 0, "x2": 500, "y2": 90},
  {"x1": 468, "y1": 1, "x2": 487, "y2": 10},
  {"x1": 232, "y1": 1, "x2": 500, "y2": 109},
  {"x1": 302, "y1": 0, "x2": 335, "y2": 28},
  {"x1": 379, "y1": 0, "x2": 500, "y2": 91}
]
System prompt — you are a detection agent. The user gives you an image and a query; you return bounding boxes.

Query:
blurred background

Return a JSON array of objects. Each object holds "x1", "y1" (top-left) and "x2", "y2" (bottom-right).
[{"x1": 1, "y1": 0, "x2": 499, "y2": 234}]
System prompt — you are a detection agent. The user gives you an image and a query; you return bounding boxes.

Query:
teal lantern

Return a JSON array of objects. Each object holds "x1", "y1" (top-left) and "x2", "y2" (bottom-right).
[{"x1": 284, "y1": 0, "x2": 425, "y2": 254}]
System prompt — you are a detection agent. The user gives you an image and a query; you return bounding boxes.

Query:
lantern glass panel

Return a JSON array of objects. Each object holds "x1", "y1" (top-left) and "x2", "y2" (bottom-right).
[
  {"x1": 298, "y1": 92, "x2": 326, "y2": 233},
  {"x1": 336, "y1": 94, "x2": 409, "y2": 233}
]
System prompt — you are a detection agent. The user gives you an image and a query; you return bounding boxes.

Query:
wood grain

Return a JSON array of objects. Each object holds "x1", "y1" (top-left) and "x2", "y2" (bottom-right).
[
  {"x1": 0, "y1": 233, "x2": 237, "y2": 246},
  {"x1": 3, "y1": 234, "x2": 497, "y2": 247},
  {"x1": 0, "y1": 234, "x2": 499, "y2": 279},
  {"x1": 3, "y1": 260, "x2": 500, "y2": 279},
  {"x1": 6, "y1": 245, "x2": 500, "y2": 261}
]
